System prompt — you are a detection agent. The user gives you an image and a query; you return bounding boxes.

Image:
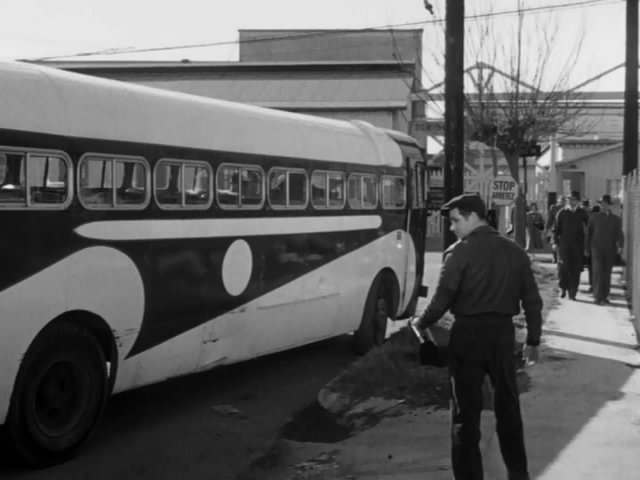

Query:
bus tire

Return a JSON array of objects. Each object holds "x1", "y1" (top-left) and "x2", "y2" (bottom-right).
[
  {"x1": 352, "y1": 276, "x2": 390, "y2": 355},
  {"x1": 6, "y1": 322, "x2": 108, "y2": 467}
]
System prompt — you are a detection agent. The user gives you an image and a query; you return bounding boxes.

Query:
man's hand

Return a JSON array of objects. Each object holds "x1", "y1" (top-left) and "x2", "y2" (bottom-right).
[
  {"x1": 523, "y1": 345, "x2": 539, "y2": 366},
  {"x1": 408, "y1": 317, "x2": 425, "y2": 344}
]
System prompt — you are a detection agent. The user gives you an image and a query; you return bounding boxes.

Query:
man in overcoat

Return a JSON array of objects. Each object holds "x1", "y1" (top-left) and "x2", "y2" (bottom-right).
[
  {"x1": 554, "y1": 192, "x2": 588, "y2": 299},
  {"x1": 585, "y1": 194, "x2": 624, "y2": 304}
]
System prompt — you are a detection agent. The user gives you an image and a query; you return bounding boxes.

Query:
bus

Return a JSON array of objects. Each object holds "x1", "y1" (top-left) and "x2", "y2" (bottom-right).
[{"x1": 0, "y1": 60, "x2": 428, "y2": 466}]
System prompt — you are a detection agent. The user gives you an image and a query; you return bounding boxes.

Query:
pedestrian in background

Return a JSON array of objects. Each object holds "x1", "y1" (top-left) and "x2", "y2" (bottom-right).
[
  {"x1": 584, "y1": 203, "x2": 600, "y2": 293},
  {"x1": 585, "y1": 194, "x2": 624, "y2": 304},
  {"x1": 413, "y1": 193, "x2": 542, "y2": 480},
  {"x1": 546, "y1": 195, "x2": 566, "y2": 264},
  {"x1": 525, "y1": 202, "x2": 545, "y2": 254},
  {"x1": 554, "y1": 191, "x2": 588, "y2": 300}
]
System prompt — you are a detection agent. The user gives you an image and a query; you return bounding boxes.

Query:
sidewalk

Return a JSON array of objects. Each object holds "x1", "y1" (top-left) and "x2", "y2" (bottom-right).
[{"x1": 250, "y1": 259, "x2": 640, "y2": 480}]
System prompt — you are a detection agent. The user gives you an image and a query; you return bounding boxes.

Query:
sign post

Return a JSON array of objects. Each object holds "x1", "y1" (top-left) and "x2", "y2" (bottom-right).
[{"x1": 490, "y1": 175, "x2": 519, "y2": 207}]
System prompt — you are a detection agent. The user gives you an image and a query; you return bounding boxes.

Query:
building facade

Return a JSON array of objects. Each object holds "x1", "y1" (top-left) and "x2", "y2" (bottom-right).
[{"x1": 41, "y1": 29, "x2": 426, "y2": 147}]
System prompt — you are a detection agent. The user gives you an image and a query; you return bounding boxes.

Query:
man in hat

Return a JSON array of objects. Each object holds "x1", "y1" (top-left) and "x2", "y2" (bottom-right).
[
  {"x1": 553, "y1": 191, "x2": 588, "y2": 300},
  {"x1": 413, "y1": 193, "x2": 542, "y2": 480},
  {"x1": 585, "y1": 194, "x2": 624, "y2": 304}
]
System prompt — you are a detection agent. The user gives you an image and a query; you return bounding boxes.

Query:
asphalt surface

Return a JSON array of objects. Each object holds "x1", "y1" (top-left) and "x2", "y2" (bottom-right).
[{"x1": 0, "y1": 335, "x2": 358, "y2": 480}]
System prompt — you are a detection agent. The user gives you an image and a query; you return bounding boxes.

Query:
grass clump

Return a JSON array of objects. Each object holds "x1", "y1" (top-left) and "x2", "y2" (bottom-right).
[{"x1": 325, "y1": 261, "x2": 557, "y2": 409}]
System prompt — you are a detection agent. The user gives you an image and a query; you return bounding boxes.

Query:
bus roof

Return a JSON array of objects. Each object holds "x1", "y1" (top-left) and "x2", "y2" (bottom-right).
[{"x1": 0, "y1": 61, "x2": 404, "y2": 167}]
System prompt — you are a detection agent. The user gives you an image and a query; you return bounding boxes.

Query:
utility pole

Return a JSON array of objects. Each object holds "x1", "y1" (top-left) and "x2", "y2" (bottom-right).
[
  {"x1": 443, "y1": 0, "x2": 465, "y2": 249},
  {"x1": 623, "y1": 0, "x2": 638, "y2": 176}
]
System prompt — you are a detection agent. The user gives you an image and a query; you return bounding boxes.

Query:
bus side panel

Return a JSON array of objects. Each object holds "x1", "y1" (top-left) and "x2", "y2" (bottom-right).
[
  {"x1": 0, "y1": 246, "x2": 145, "y2": 424},
  {"x1": 195, "y1": 228, "x2": 413, "y2": 372}
]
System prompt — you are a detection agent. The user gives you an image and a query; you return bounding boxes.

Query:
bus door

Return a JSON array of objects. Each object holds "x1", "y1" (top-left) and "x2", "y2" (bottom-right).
[{"x1": 399, "y1": 146, "x2": 429, "y2": 316}]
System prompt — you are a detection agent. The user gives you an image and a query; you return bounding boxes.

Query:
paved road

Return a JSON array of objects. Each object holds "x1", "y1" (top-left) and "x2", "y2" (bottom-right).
[
  {"x1": 0, "y1": 335, "x2": 358, "y2": 480},
  {"x1": 1, "y1": 252, "x2": 443, "y2": 480}
]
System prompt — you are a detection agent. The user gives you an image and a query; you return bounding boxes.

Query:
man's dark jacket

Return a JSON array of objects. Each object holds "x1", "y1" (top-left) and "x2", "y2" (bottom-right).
[
  {"x1": 419, "y1": 225, "x2": 543, "y2": 346},
  {"x1": 586, "y1": 211, "x2": 624, "y2": 258},
  {"x1": 554, "y1": 207, "x2": 588, "y2": 250}
]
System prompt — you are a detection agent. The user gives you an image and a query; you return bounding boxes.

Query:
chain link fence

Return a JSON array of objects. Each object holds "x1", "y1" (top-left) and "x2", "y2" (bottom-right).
[{"x1": 623, "y1": 171, "x2": 640, "y2": 327}]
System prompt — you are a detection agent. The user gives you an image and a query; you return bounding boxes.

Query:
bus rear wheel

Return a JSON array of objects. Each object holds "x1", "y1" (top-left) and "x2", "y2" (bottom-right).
[
  {"x1": 6, "y1": 322, "x2": 108, "y2": 467},
  {"x1": 352, "y1": 277, "x2": 390, "y2": 355}
]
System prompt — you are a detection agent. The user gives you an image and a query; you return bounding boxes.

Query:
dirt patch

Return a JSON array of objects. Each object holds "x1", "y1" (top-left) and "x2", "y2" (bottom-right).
[
  {"x1": 280, "y1": 401, "x2": 351, "y2": 443},
  {"x1": 316, "y1": 259, "x2": 557, "y2": 419},
  {"x1": 239, "y1": 259, "x2": 558, "y2": 479}
]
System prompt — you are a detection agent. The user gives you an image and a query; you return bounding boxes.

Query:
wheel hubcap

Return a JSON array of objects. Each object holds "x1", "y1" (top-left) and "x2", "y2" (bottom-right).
[{"x1": 34, "y1": 361, "x2": 84, "y2": 437}]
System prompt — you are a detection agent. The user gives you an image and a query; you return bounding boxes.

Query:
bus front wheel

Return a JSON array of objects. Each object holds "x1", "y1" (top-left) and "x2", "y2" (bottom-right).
[
  {"x1": 6, "y1": 322, "x2": 108, "y2": 467},
  {"x1": 352, "y1": 276, "x2": 390, "y2": 355}
]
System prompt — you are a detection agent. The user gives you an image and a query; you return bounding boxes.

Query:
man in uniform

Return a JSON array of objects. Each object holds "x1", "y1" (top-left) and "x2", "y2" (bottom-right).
[
  {"x1": 413, "y1": 194, "x2": 542, "y2": 480},
  {"x1": 554, "y1": 191, "x2": 588, "y2": 299},
  {"x1": 585, "y1": 194, "x2": 624, "y2": 304}
]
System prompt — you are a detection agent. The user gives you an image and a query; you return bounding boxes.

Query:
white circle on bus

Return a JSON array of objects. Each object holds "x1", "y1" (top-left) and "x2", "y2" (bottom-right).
[{"x1": 222, "y1": 239, "x2": 252, "y2": 296}]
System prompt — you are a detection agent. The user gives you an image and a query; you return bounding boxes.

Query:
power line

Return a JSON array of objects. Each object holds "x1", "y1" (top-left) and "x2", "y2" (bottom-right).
[{"x1": 27, "y1": 0, "x2": 622, "y2": 61}]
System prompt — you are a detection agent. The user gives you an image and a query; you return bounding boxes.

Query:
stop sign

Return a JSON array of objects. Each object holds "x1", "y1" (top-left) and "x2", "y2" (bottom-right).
[{"x1": 490, "y1": 175, "x2": 519, "y2": 206}]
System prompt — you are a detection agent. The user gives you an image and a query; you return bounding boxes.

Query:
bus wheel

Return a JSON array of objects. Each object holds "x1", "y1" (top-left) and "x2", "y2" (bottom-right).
[
  {"x1": 352, "y1": 277, "x2": 389, "y2": 355},
  {"x1": 6, "y1": 322, "x2": 108, "y2": 467}
]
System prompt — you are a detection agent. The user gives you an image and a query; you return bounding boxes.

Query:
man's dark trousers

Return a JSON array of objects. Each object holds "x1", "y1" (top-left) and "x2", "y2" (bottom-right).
[
  {"x1": 591, "y1": 249, "x2": 615, "y2": 302},
  {"x1": 558, "y1": 245, "x2": 582, "y2": 297},
  {"x1": 449, "y1": 316, "x2": 529, "y2": 480}
]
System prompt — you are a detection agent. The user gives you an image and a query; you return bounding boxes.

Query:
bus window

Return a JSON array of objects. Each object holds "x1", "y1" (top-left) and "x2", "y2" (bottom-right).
[
  {"x1": 79, "y1": 154, "x2": 149, "y2": 209},
  {"x1": 115, "y1": 160, "x2": 147, "y2": 206},
  {"x1": 28, "y1": 154, "x2": 69, "y2": 205},
  {"x1": 0, "y1": 152, "x2": 26, "y2": 204},
  {"x1": 414, "y1": 163, "x2": 427, "y2": 208},
  {"x1": 239, "y1": 167, "x2": 263, "y2": 207},
  {"x1": 347, "y1": 175, "x2": 361, "y2": 208},
  {"x1": 362, "y1": 175, "x2": 378, "y2": 208},
  {"x1": 312, "y1": 171, "x2": 344, "y2": 209},
  {"x1": 328, "y1": 173, "x2": 345, "y2": 208},
  {"x1": 268, "y1": 168, "x2": 307, "y2": 209},
  {"x1": 382, "y1": 176, "x2": 406, "y2": 209},
  {"x1": 217, "y1": 164, "x2": 263, "y2": 209},
  {"x1": 79, "y1": 157, "x2": 111, "y2": 206},
  {"x1": 156, "y1": 160, "x2": 212, "y2": 208},
  {"x1": 348, "y1": 173, "x2": 378, "y2": 210},
  {"x1": 185, "y1": 165, "x2": 211, "y2": 206},
  {"x1": 0, "y1": 150, "x2": 71, "y2": 208},
  {"x1": 217, "y1": 165, "x2": 239, "y2": 207},
  {"x1": 0, "y1": 153, "x2": 6, "y2": 184}
]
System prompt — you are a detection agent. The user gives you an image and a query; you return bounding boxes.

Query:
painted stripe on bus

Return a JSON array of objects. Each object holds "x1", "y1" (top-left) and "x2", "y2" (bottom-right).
[{"x1": 74, "y1": 215, "x2": 382, "y2": 241}]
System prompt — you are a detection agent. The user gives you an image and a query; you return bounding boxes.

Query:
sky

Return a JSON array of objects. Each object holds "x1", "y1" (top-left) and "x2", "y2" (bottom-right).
[{"x1": 1, "y1": 0, "x2": 630, "y2": 91}]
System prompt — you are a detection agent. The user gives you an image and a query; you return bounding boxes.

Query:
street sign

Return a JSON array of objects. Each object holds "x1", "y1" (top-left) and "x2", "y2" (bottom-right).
[
  {"x1": 490, "y1": 175, "x2": 519, "y2": 206},
  {"x1": 519, "y1": 142, "x2": 541, "y2": 157},
  {"x1": 426, "y1": 186, "x2": 444, "y2": 211}
]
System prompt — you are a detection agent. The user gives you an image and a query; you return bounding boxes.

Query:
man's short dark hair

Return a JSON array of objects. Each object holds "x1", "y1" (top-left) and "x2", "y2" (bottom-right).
[
  {"x1": 441, "y1": 193, "x2": 487, "y2": 220},
  {"x1": 599, "y1": 194, "x2": 612, "y2": 205}
]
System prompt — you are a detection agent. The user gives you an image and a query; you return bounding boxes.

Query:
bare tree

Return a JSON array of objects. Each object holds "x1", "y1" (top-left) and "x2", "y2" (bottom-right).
[{"x1": 423, "y1": 0, "x2": 589, "y2": 246}]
